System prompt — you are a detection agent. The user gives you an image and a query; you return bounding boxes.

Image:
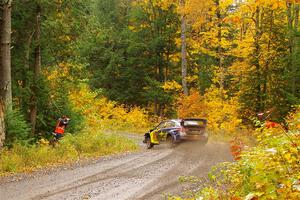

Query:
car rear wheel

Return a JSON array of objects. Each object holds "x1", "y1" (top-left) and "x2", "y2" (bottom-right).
[
  {"x1": 166, "y1": 135, "x2": 175, "y2": 148},
  {"x1": 145, "y1": 137, "x2": 154, "y2": 149}
]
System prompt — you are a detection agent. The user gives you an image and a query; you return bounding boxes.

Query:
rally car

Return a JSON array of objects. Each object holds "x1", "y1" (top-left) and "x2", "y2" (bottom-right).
[{"x1": 143, "y1": 118, "x2": 208, "y2": 149}]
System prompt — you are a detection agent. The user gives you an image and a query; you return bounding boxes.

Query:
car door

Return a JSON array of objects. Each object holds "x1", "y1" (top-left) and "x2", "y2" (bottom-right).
[
  {"x1": 150, "y1": 121, "x2": 167, "y2": 143},
  {"x1": 159, "y1": 121, "x2": 176, "y2": 139},
  {"x1": 157, "y1": 121, "x2": 169, "y2": 139}
]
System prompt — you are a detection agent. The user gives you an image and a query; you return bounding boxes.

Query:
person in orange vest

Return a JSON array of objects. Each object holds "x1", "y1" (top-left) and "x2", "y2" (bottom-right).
[{"x1": 54, "y1": 116, "x2": 70, "y2": 140}]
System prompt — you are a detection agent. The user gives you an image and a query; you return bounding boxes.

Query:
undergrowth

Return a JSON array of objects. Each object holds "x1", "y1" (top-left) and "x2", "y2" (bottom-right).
[
  {"x1": 168, "y1": 108, "x2": 300, "y2": 200},
  {"x1": 0, "y1": 131, "x2": 137, "y2": 176}
]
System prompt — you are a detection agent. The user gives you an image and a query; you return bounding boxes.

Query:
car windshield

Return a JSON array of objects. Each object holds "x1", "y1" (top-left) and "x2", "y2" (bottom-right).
[{"x1": 183, "y1": 120, "x2": 205, "y2": 127}]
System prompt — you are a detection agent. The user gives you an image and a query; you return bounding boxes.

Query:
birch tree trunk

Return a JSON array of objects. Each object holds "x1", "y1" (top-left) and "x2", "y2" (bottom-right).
[
  {"x1": 180, "y1": 0, "x2": 188, "y2": 96},
  {"x1": 0, "y1": 0, "x2": 12, "y2": 110}
]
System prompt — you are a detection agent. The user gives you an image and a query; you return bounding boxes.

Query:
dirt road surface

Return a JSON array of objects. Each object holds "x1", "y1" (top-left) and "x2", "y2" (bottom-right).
[{"x1": 0, "y1": 137, "x2": 232, "y2": 200}]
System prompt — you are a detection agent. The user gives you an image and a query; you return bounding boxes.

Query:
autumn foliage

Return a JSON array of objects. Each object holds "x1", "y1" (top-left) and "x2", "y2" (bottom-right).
[
  {"x1": 175, "y1": 108, "x2": 300, "y2": 200},
  {"x1": 177, "y1": 87, "x2": 242, "y2": 134},
  {"x1": 69, "y1": 85, "x2": 151, "y2": 133}
]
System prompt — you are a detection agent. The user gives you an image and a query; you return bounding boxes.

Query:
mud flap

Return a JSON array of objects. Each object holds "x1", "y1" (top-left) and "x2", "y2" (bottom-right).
[{"x1": 150, "y1": 130, "x2": 159, "y2": 144}]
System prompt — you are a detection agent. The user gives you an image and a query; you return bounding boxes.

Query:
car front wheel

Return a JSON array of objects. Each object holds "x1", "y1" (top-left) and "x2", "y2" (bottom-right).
[
  {"x1": 145, "y1": 137, "x2": 154, "y2": 149},
  {"x1": 166, "y1": 135, "x2": 175, "y2": 148}
]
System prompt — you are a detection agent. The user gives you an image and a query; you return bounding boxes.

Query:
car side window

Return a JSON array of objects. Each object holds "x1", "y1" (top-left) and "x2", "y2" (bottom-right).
[
  {"x1": 169, "y1": 121, "x2": 176, "y2": 127},
  {"x1": 157, "y1": 122, "x2": 166, "y2": 129},
  {"x1": 164, "y1": 121, "x2": 175, "y2": 128},
  {"x1": 163, "y1": 122, "x2": 170, "y2": 128}
]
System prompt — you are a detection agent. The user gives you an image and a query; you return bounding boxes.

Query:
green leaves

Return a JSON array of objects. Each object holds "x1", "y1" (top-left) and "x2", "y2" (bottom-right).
[{"x1": 4, "y1": 109, "x2": 31, "y2": 146}]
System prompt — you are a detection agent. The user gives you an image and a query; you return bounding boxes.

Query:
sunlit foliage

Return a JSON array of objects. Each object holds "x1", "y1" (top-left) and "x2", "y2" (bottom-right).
[
  {"x1": 177, "y1": 86, "x2": 242, "y2": 134},
  {"x1": 0, "y1": 131, "x2": 137, "y2": 176},
  {"x1": 69, "y1": 85, "x2": 151, "y2": 133},
  {"x1": 170, "y1": 108, "x2": 300, "y2": 200}
]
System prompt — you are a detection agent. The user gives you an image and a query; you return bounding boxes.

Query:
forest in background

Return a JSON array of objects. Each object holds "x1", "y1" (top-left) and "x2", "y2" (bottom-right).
[
  {"x1": 0, "y1": 0, "x2": 299, "y2": 146},
  {"x1": 0, "y1": 0, "x2": 299, "y2": 199}
]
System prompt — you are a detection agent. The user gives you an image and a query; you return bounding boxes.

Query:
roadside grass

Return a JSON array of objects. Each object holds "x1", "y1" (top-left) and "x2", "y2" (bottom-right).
[
  {"x1": 0, "y1": 131, "x2": 137, "y2": 176},
  {"x1": 167, "y1": 109, "x2": 300, "y2": 200}
]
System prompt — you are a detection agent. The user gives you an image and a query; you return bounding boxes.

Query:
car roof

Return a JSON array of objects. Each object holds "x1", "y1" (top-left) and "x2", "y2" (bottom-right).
[
  {"x1": 168, "y1": 119, "x2": 181, "y2": 123},
  {"x1": 166, "y1": 118, "x2": 207, "y2": 121}
]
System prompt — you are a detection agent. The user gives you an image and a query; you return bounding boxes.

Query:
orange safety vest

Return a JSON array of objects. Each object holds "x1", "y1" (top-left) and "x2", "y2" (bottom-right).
[{"x1": 55, "y1": 120, "x2": 65, "y2": 134}]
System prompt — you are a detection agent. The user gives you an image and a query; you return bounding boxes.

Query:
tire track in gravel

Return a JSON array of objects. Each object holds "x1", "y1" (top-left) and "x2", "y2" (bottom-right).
[
  {"x1": 33, "y1": 149, "x2": 175, "y2": 200},
  {"x1": 134, "y1": 142, "x2": 233, "y2": 200},
  {"x1": 0, "y1": 136, "x2": 232, "y2": 200}
]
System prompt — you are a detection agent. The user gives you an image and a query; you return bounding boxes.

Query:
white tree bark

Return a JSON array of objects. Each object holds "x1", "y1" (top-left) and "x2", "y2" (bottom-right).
[{"x1": 0, "y1": 0, "x2": 13, "y2": 110}]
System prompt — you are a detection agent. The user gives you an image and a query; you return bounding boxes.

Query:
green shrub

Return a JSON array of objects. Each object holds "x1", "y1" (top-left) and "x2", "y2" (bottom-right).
[
  {"x1": 0, "y1": 131, "x2": 137, "y2": 176},
  {"x1": 5, "y1": 109, "x2": 31, "y2": 146}
]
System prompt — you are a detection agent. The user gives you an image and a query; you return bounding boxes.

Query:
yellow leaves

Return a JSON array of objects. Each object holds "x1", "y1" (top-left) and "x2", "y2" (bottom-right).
[
  {"x1": 43, "y1": 62, "x2": 86, "y2": 94},
  {"x1": 58, "y1": 35, "x2": 71, "y2": 42},
  {"x1": 156, "y1": 0, "x2": 176, "y2": 10},
  {"x1": 195, "y1": 113, "x2": 299, "y2": 199},
  {"x1": 245, "y1": 0, "x2": 287, "y2": 11},
  {"x1": 220, "y1": 0, "x2": 236, "y2": 10},
  {"x1": 244, "y1": 192, "x2": 264, "y2": 200},
  {"x1": 183, "y1": 0, "x2": 213, "y2": 28},
  {"x1": 136, "y1": 0, "x2": 176, "y2": 11},
  {"x1": 177, "y1": 86, "x2": 242, "y2": 134},
  {"x1": 69, "y1": 85, "x2": 150, "y2": 133},
  {"x1": 39, "y1": 138, "x2": 49, "y2": 146},
  {"x1": 286, "y1": 106, "x2": 300, "y2": 131},
  {"x1": 204, "y1": 88, "x2": 242, "y2": 133},
  {"x1": 162, "y1": 80, "x2": 182, "y2": 92},
  {"x1": 186, "y1": 75, "x2": 199, "y2": 84}
]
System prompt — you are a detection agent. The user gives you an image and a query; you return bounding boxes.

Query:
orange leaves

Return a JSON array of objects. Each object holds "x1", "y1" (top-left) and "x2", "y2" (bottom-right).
[
  {"x1": 223, "y1": 16, "x2": 241, "y2": 24},
  {"x1": 265, "y1": 120, "x2": 280, "y2": 128},
  {"x1": 230, "y1": 138, "x2": 245, "y2": 160},
  {"x1": 177, "y1": 90, "x2": 206, "y2": 119},
  {"x1": 177, "y1": 87, "x2": 242, "y2": 134}
]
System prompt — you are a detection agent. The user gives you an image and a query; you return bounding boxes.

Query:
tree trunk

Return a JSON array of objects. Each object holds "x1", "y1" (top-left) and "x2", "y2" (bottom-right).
[
  {"x1": 0, "y1": 99, "x2": 5, "y2": 149},
  {"x1": 295, "y1": 4, "x2": 299, "y2": 32},
  {"x1": 292, "y1": 4, "x2": 299, "y2": 96},
  {"x1": 262, "y1": 10, "x2": 274, "y2": 111},
  {"x1": 180, "y1": 0, "x2": 188, "y2": 96},
  {"x1": 0, "y1": 0, "x2": 13, "y2": 110},
  {"x1": 287, "y1": 2, "x2": 299, "y2": 97},
  {"x1": 254, "y1": 6, "x2": 262, "y2": 112},
  {"x1": 25, "y1": 31, "x2": 34, "y2": 70},
  {"x1": 30, "y1": 4, "x2": 41, "y2": 135},
  {"x1": 215, "y1": 0, "x2": 224, "y2": 100}
]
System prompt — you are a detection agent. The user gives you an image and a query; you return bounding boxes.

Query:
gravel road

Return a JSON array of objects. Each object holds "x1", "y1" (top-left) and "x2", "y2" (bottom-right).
[{"x1": 0, "y1": 136, "x2": 232, "y2": 200}]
